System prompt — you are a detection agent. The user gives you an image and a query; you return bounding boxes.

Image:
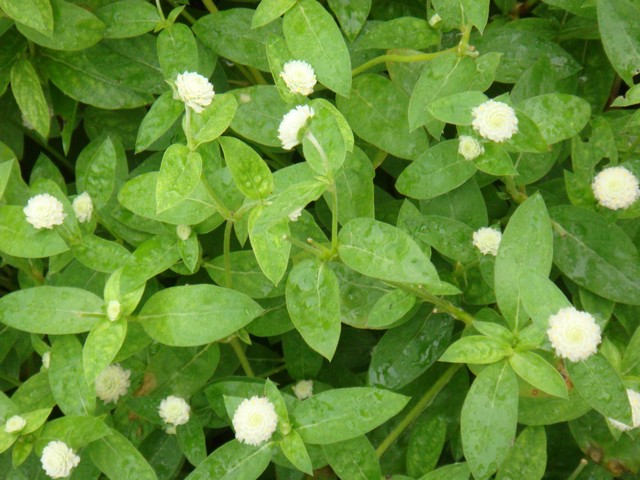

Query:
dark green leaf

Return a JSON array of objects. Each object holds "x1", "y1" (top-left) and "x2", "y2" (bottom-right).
[{"x1": 323, "y1": 436, "x2": 381, "y2": 480}]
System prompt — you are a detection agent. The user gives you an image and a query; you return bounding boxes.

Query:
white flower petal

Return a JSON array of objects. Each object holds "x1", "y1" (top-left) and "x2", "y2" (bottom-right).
[
  {"x1": 547, "y1": 306, "x2": 601, "y2": 362},
  {"x1": 24, "y1": 194, "x2": 66, "y2": 230},
  {"x1": 609, "y1": 389, "x2": 640, "y2": 431},
  {"x1": 280, "y1": 60, "x2": 317, "y2": 96},
  {"x1": 174, "y1": 71, "x2": 215, "y2": 113},
  {"x1": 278, "y1": 105, "x2": 315, "y2": 150},
  {"x1": 472, "y1": 100, "x2": 519, "y2": 143},
  {"x1": 592, "y1": 166, "x2": 640, "y2": 210},
  {"x1": 159, "y1": 395, "x2": 190, "y2": 431},
  {"x1": 95, "y1": 364, "x2": 131, "y2": 404},
  {"x1": 232, "y1": 396, "x2": 278, "y2": 446},
  {"x1": 472, "y1": 227, "x2": 502, "y2": 256},
  {"x1": 4, "y1": 415, "x2": 26, "y2": 433},
  {"x1": 40, "y1": 441, "x2": 80, "y2": 479},
  {"x1": 72, "y1": 192, "x2": 93, "y2": 223},
  {"x1": 458, "y1": 136, "x2": 484, "y2": 161}
]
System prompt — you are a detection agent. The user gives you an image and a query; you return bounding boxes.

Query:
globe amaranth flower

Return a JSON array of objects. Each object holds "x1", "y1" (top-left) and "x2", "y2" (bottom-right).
[
  {"x1": 158, "y1": 395, "x2": 190, "y2": 434},
  {"x1": 547, "y1": 306, "x2": 601, "y2": 362},
  {"x1": 278, "y1": 105, "x2": 315, "y2": 150},
  {"x1": 24, "y1": 194, "x2": 66, "y2": 230},
  {"x1": 292, "y1": 380, "x2": 313, "y2": 400},
  {"x1": 458, "y1": 136, "x2": 484, "y2": 161},
  {"x1": 4, "y1": 415, "x2": 26, "y2": 434},
  {"x1": 95, "y1": 364, "x2": 131, "y2": 404},
  {"x1": 592, "y1": 166, "x2": 640, "y2": 210},
  {"x1": 609, "y1": 389, "x2": 640, "y2": 432},
  {"x1": 232, "y1": 396, "x2": 278, "y2": 446},
  {"x1": 280, "y1": 60, "x2": 317, "y2": 96},
  {"x1": 174, "y1": 71, "x2": 215, "y2": 113},
  {"x1": 106, "y1": 300, "x2": 121, "y2": 322},
  {"x1": 176, "y1": 224, "x2": 191, "y2": 241},
  {"x1": 72, "y1": 192, "x2": 93, "y2": 223},
  {"x1": 472, "y1": 100, "x2": 519, "y2": 143},
  {"x1": 40, "y1": 441, "x2": 80, "y2": 479},
  {"x1": 42, "y1": 351, "x2": 51, "y2": 370},
  {"x1": 472, "y1": 227, "x2": 502, "y2": 256}
]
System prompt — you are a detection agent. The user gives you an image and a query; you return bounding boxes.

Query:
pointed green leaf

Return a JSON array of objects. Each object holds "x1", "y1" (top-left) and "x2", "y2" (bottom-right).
[
  {"x1": 323, "y1": 435, "x2": 381, "y2": 480},
  {"x1": 509, "y1": 352, "x2": 568, "y2": 399},
  {"x1": 83, "y1": 320, "x2": 127, "y2": 383},
  {"x1": 88, "y1": 429, "x2": 158, "y2": 480},
  {"x1": 185, "y1": 440, "x2": 271, "y2": 480},
  {"x1": 495, "y1": 426, "x2": 546, "y2": 480},
  {"x1": 280, "y1": 430, "x2": 313, "y2": 475},
  {"x1": 190, "y1": 94, "x2": 238, "y2": 147},
  {"x1": 219, "y1": 137, "x2": 273, "y2": 200},
  {"x1": 440, "y1": 336, "x2": 512, "y2": 365},
  {"x1": 0, "y1": 0, "x2": 53, "y2": 35},
  {"x1": 157, "y1": 23, "x2": 199, "y2": 79},
  {"x1": 598, "y1": 0, "x2": 640, "y2": 86},
  {"x1": 136, "y1": 91, "x2": 184, "y2": 153},
  {"x1": 10, "y1": 59, "x2": 50, "y2": 139},
  {"x1": 156, "y1": 144, "x2": 203, "y2": 213}
]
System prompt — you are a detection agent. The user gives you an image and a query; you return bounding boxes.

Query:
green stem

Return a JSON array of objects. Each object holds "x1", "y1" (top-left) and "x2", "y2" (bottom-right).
[
  {"x1": 351, "y1": 48, "x2": 457, "y2": 77},
  {"x1": 567, "y1": 459, "x2": 588, "y2": 480},
  {"x1": 305, "y1": 131, "x2": 331, "y2": 175},
  {"x1": 184, "y1": 107, "x2": 195, "y2": 151},
  {"x1": 284, "y1": 235, "x2": 324, "y2": 256},
  {"x1": 155, "y1": 0, "x2": 166, "y2": 21},
  {"x1": 457, "y1": 22, "x2": 473, "y2": 56},
  {"x1": 258, "y1": 364, "x2": 287, "y2": 378},
  {"x1": 202, "y1": 181, "x2": 232, "y2": 220},
  {"x1": 503, "y1": 176, "x2": 528, "y2": 204},
  {"x1": 392, "y1": 283, "x2": 475, "y2": 326},
  {"x1": 248, "y1": 67, "x2": 268, "y2": 85},
  {"x1": 376, "y1": 364, "x2": 462, "y2": 458},
  {"x1": 166, "y1": 0, "x2": 196, "y2": 24},
  {"x1": 230, "y1": 337, "x2": 255, "y2": 377},
  {"x1": 202, "y1": 0, "x2": 218, "y2": 13},
  {"x1": 330, "y1": 183, "x2": 339, "y2": 254},
  {"x1": 223, "y1": 219, "x2": 233, "y2": 289}
]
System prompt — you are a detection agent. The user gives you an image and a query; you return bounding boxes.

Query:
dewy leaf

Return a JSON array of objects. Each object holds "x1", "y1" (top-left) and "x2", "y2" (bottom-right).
[
  {"x1": 327, "y1": 0, "x2": 370, "y2": 41},
  {"x1": 249, "y1": 206, "x2": 291, "y2": 286},
  {"x1": 509, "y1": 351, "x2": 568, "y2": 399},
  {"x1": 440, "y1": 336, "x2": 512, "y2": 365},
  {"x1": 95, "y1": 0, "x2": 160, "y2": 39},
  {"x1": 427, "y1": 91, "x2": 488, "y2": 126},
  {"x1": 157, "y1": 23, "x2": 199, "y2": 80},
  {"x1": 88, "y1": 429, "x2": 158, "y2": 480},
  {"x1": 136, "y1": 91, "x2": 185, "y2": 153},
  {"x1": 283, "y1": 0, "x2": 352, "y2": 97},
  {"x1": 83, "y1": 319, "x2": 127, "y2": 383},
  {"x1": 139, "y1": 284, "x2": 263, "y2": 346},
  {"x1": 292, "y1": 387, "x2": 409, "y2": 444},
  {"x1": 230, "y1": 85, "x2": 290, "y2": 147},
  {"x1": 219, "y1": 137, "x2": 273, "y2": 200},
  {"x1": 322, "y1": 436, "x2": 381, "y2": 480},
  {"x1": 495, "y1": 427, "x2": 546, "y2": 480},
  {"x1": 461, "y1": 362, "x2": 518, "y2": 480},
  {"x1": 406, "y1": 416, "x2": 447, "y2": 478},
  {"x1": 0, "y1": 205, "x2": 69, "y2": 258},
  {"x1": 461, "y1": 0, "x2": 490, "y2": 33},
  {"x1": 10, "y1": 59, "x2": 50, "y2": 139},
  {"x1": 71, "y1": 234, "x2": 133, "y2": 274},
  {"x1": 279, "y1": 430, "x2": 312, "y2": 475},
  {"x1": 286, "y1": 258, "x2": 341, "y2": 360},
  {"x1": 190, "y1": 94, "x2": 238, "y2": 147},
  {"x1": 517, "y1": 94, "x2": 591, "y2": 145},
  {"x1": 252, "y1": 0, "x2": 296, "y2": 28},
  {"x1": 355, "y1": 17, "x2": 439, "y2": 50},
  {"x1": 597, "y1": 0, "x2": 640, "y2": 86},
  {"x1": 76, "y1": 135, "x2": 126, "y2": 208},
  {"x1": 0, "y1": 0, "x2": 53, "y2": 35},
  {"x1": 156, "y1": 144, "x2": 203, "y2": 213},
  {"x1": 185, "y1": 440, "x2": 271, "y2": 480},
  {"x1": 518, "y1": 271, "x2": 571, "y2": 330}
]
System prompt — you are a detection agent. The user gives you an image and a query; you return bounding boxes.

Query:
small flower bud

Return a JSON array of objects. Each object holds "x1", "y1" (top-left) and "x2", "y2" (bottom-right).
[
  {"x1": 176, "y1": 224, "x2": 191, "y2": 241},
  {"x1": 107, "y1": 300, "x2": 121, "y2": 322}
]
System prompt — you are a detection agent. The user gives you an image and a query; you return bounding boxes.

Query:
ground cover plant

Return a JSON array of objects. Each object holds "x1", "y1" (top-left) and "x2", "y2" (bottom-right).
[{"x1": 0, "y1": 0, "x2": 640, "y2": 478}]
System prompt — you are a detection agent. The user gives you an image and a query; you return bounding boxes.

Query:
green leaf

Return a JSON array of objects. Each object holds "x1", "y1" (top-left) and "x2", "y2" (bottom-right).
[
  {"x1": 76, "y1": 135, "x2": 126, "y2": 208},
  {"x1": 249, "y1": 208, "x2": 291, "y2": 286},
  {"x1": 597, "y1": 0, "x2": 640, "y2": 86},
  {"x1": 427, "y1": 91, "x2": 488, "y2": 126},
  {"x1": 327, "y1": 0, "x2": 370, "y2": 41},
  {"x1": 95, "y1": 0, "x2": 160, "y2": 39},
  {"x1": 185, "y1": 440, "x2": 271, "y2": 480},
  {"x1": 356, "y1": 17, "x2": 439, "y2": 50},
  {"x1": 369, "y1": 311, "x2": 453, "y2": 389},
  {"x1": 139, "y1": 284, "x2": 263, "y2": 346},
  {"x1": 83, "y1": 319, "x2": 127, "y2": 383},
  {"x1": 156, "y1": 144, "x2": 202, "y2": 213},
  {"x1": 72, "y1": 234, "x2": 133, "y2": 274},
  {"x1": 0, "y1": 0, "x2": 53, "y2": 35},
  {"x1": 303, "y1": 100, "x2": 347, "y2": 176},
  {"x1": 136, "y1": 91, "x2": 184, "y2": 153},
  {"x1": 419, "y1": 463, "x2": 470, "y2": 480},
  {"x1": 518, "y1": 271, "x2": 571, "y2": 330},
  {"x1": 157, "y1": 23, "x2": 199, "y2": 79},
  {"x1": 190, "y1": 94, "x2": 238, "y2": 147},
  {"x1": 517, "y1": 94, "x2": 591, "y2": 145},
  {"x1": 331, "y1": 147, "x2": 375, "y2": 224},
  {"x1": 177, "y1": 418, "x2": 207, "y2": 467},
  {"x1": 280, "y1": 430, "x2": 313, "y2": 475},
  {"x1": 118, "y1": 235, "x2": 180, "y2": 295},
  {"x1": 461, "y1": 0, "x2": 490, "y2": 33},
  {"x1": 0, "y1": 205, "x2": 68, "y2": 258},
  {"x1": 219, "y1": 137, "x2": 273, "y2": 200},
  {"x1": 286, "y1": 259, "x2": 341, "y2": 360},
  {"x1": 367, "y1": 288, "x2": 416, "y2": 329},
  {"x1": 0, "y1": 287, "x2": 102, "y2": 334},
  {"x1": 396, "y1": 140, "x2": 477, "y2": 200},
  {"x1": 283, "y1": 0, "x2": 351, "y2": 97},
  {"x1": 88, "y1": 429, "x2": 158, "y2": 480},
  {"x1": 322, "y1": 436, "x2": 381, "y2": 480},
  {"x1": 252, "y1": 0, "x2": 296, "y2": 28},
  {"x1": 494, "y1": 194, "x2": 553, "y2": 330},
  {"x1": 337, "y1": 74, "x2": 429, "y2": 160},
  {"x1": 10, "y1": 59, "x2": 50, "y2": 139},
  {"x1": 461, "y1": 362, "x2": 518, "y2": 480},
  {"x1": 509, "y1": 352, "x2": 568, "y2": 399},
  {"x1": 36, "y1": 416, "x2": 110, "y2": 452},
  {"x1": 292, "y1": 387, "x2": 409, "y2": 444},
  {"x1": 282, "y1": 330, "x2": 323, "y2": 379},
  {"x1": 473, "y1": 143, "x2": 517, "y2": 176},
  {"x1": 566, "y1": 352, "x2": 632, "y2": 425},
  {"x1": 402, "y1": 214, "x2": 477, "y2": 263},
  {"x1": 229, "y1": 86, "x2": 290, "y2": 147},
  {"x1": 550, "y1": 205, "x2": 640, "y2": 304},
  {"x1": 495, "y1": 427, "x2": 546, "y2": 480},
  {"x1": 407, "y1": 416, "x2": 447, "y2": 478},
  {"x1": 440, "y1": 336, "x2": 512, "y2": 364}
]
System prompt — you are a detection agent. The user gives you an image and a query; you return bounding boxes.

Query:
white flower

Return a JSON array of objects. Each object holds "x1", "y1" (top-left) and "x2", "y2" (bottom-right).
[
  {"x1": 23, "y1": 194, "x2": 66, "y2": 230},
  {"x1": 609, "y1": 389, "x2": 640, "y2": 431},
  {"x1": 40, "y1": 441, "x2": 80, "y2": 479},
  {"x1": 278, "y1": 105, "x2": 315, "y2": 150},
  {"x1": 42, "y1": 351, "x2": 51, "y2": 370},
  {"x1": 472, "y1": 100, "x2": 519, "y2": 143},
  {"x1": 458, "y1": 135, "x2": 484, "y2": 160},
  {"x1": 72, "y1": 192, "x2": 93, "y2": 223},
  {"x1": 232, "y1": 396, "x2": 278, "y2": 446},
  {"x1": 592, "y1": 166, "x2": 640, "y2": 210},
  {"x1": 472, "y1": 227, "x2": 502, "y2": 256},
  {"x1": 280, "y1": 60, "x2": 317, "y2": 96},
  {"x1": 176, "y1": 224, "x2": 191, "y2": 241},
  {"x1": 95, "y1": 364, "x2": 131, "y2": 404},
  {"x1": 4, "y1": 415, "x2": 26, "y2": 433},
  {"x1": 106, "y1": 300, "x2": 121, "y2": 322},
  {"x1": 159, "y1": 395, "x2": 190, "y2": 434},
  {"x1": 292, "y1": 380, "x2": 313, "y2": 400},
  {"x1": 428, "y1": 13, "x2": 441, "y2": 27},
  {"x1": 547, "y1": 306, "x2": 601, "y2": 362},
  {"x1": 288, "y1": 208, "x2": 303, "y2": 222},
  {"x1": 174, "y1": 71, "x2": 215, "y2": 113}
]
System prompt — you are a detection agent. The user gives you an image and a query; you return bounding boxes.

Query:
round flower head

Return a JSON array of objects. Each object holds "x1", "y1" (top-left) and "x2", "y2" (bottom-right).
[
  {"x1": 280, "y1": 60, "x2": 317, "y2": 96},
  {"x1": 458, "y1": 135, "x2": 484, "y2": 161},
  {"x1": 292, "y1": 380, "x2": 313, "y2": 400},
  {"x1": 472, "y1": 100, "x2": 519, "y2": 143},
  {"x1": 95, "y1": 364, "x2": 131, "y2": 404},
  {"x1": 40, "y1": 441, "x2": 80, "y2": 479},
  {"x1": 106, "y1": 300, "x2": 121, "y2": 322},
  {"x1": 72, "y1": 192, "x2": 93, "y2": 223},
  {"x1": 42, "y1": 351, "x2": 51, "y2": 370},
  {"x1": 232, "y1": 396, "x2": 278, "y2": 446},
  {"x1": 547, "y1": 307, "x2": 601, "y2": 362},
  {"x1": 609, "y1": 389, "x2": 640, "y2": 432},
  {"x1": 472, "y1": 227, "x2": 502, "y2": 256},
  {"x1": 174, "y1": 71, "x2": 215, "y2": 113},
  {"x1": 159, "y1": 395, "x2": 190, "y2": 434},
  {"x1": 24, "y1": 194, "x2": 66, "y2": 230},
  {"x1": 176, "y1": 224, "x2": 191, "y2": 241},
  {"x1": 592, "y1": 166, "x2": 640, "y2": 210},
  {"x1": 4, "y1": 415, "x2": 26, "y2": 434},
  {"x1": 278, "y1": 105, "x2": 315, "y2": 150}
]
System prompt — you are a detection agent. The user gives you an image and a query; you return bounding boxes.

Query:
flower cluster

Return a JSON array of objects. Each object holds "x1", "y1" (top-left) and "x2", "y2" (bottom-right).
[
  {"x1": 23, "y1": 194, "x2": 66, "y2": 230},
  {"x1": 458, "y1": 136, "x2": 484, "y2": 161},
  {"x1": 232, "y1": 396, "x2": 278, "y2": 446},
  {"x1": 472, "y1": 227, "x2": 502, "y2": 256},
  {"x1": 174, "y1": 71, "x2": 215, "y2": 113},
  {"x1": 278, "y1": 105, "x2": 315, "y2": 150},
  {"x1": 471, "y1": 100, "x2": 519, "y2": 143},
  {"x1": 40, "y1": 441, "x2": 80, "y2": 479},
  {"x1": 158, "y1": 395, "x2": 190, "y2": 434},
  {"x1": 280, "y1": 60, "x2": 317, "y2": 96},
  {"x1": 547, "y1": 307, "x2": 601, "y2": 362},
  {"x1": 95, "y1": 364, "x2": 131, "y2": 404},
  {"x1": 609, "y1": 389, "x2": 640, "y2": 432},
  {"x1": 591, "y1": 166, "x2": 640, "y2": 210}
]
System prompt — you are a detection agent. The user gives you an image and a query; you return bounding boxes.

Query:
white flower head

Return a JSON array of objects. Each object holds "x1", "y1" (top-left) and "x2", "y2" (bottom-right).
[
  {"x1": 159, "y1": 395, "x2": 190, "y2": 433},
  {"x1": 292, "y1": 380, "x2": 313, "y2": 400},
  {"x1": 472, "y1": 227, "x2": 502, "y2": 256},
  {"x1": 176, "y1": 224, "x2": 191, "y2": 241},
  {"x1": 72, "y1": 192, "x2": 93, "y2": 223},
  {"x1": 288, "y1": 208, "x2": 303, "y2": 222},
  {"x1": 280, "y1": 60, "x2": 317, "y2": 96},
  {"x1": 106, "y1": 300, "x2": 121, "y2": 322},
  {"x1": 232, "y1": 396, "x2": 278, "y2": 446},
  {"x1": 174, "y1": 71, "x2": 215, "y2": 113},
  {"x1": 458, "y1": 135, "x2": 484, "y2": 160},
  {"x1": 40, "y1": 441, "x2": 80, "y2": 479},
  {"x1": 95, "y1": 364, "x2": 131, "y2": 404},
  {"x1": 24, "y1": 194, "x2": 66, "y2": 230},
  {"x1": 278, "y1": 105, "x2": 315, "y2": 150},
  {"x1": 547, "y1": 306, "x2": 601, "y2": 362},
  {"x1": 472, "y1": 100, "x2": 519, "y2": 143},
  {"x1": 42, "y1": 351, "x2": 51, "y2": 370},
  {"x1": 4, "y1": 415, "x2": 26, "y2": 433},
  {"x1": 428, "y1": 13, "x2": 441, "y2": 27},
  {"x1": 592, "y1": 166, "x2": 640, "y2": 210},
  {"x1": 609, "y1": 389, "x2": 640, "y2": 431}
]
